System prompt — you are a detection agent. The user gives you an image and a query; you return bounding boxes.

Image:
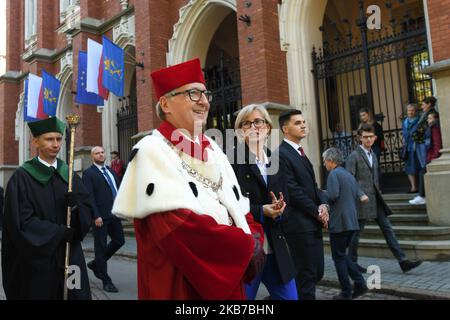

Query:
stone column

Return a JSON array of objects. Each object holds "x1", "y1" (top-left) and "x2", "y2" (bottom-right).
[{"x1": 423, "y1": 59, "x2": 450, "y2": 225}]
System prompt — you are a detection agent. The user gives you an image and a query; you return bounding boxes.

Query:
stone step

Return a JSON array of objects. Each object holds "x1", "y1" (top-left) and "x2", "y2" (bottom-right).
[
  {"x1": 382, "y1": 193, "x2": 420, "y2": 201},
  {"x1": 386, "y1": 202, "x2": 427, "y2": 214},
  {"x1": 323, "y1": 237, "x2": 450, "y2": 261},
  {"x1": 123, "y1": 226, "x2": 135, "y2": 236},
  {"x1": 121, "y1": 220, "x2": 133, "y2": 226},
  {"x1": 366, "y1": 214, "x2": 429, "y2": 226},
  {"x1": 121, "y1": 220, "x2": 134, "y2": 236},
  {"x1": 360, "y1": 225, "x2": 450, "y2": 241}
]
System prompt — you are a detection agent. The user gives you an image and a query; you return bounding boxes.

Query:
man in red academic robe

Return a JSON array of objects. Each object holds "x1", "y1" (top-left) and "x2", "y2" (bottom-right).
[{"x1": 112, "y1": 58, "x2": 264, "y2": 300}]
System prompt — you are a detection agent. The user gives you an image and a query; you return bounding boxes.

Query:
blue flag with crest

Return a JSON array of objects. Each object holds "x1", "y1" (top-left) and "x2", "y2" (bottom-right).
[
  {"x1": 76, "y1": 50, "x2": 105, "y2": 106},
  {"x1": 102, "y1": 36, "x2": 125, "y2": 97},
  {"x1": 42, "y1": 70, "x2": 60, "y2": 117}
]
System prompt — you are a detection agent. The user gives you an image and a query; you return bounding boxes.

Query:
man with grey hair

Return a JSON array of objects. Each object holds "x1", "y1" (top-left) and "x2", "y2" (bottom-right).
[
  {"x1": 112, "y1": 58, "x2": 265, "y2": 300},
  {"x1": 82, "y1": 146, "x2": 125, "y2": 293},
  {"x1": 322, "y1": 147, "x2": 369, "y2": 299}
]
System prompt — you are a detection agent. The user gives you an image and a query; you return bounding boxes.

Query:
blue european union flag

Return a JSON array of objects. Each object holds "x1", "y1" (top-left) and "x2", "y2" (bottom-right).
[
  {"x1": 23, "y1": 78, "x2": 39, "y2": 122},
  {"x1": 102, "y1": 36, "x2": 125, "y2": 97},
  {"x1": 75, "y1": 51, "x2": 105, "y2": 106},
  {"x1": 42, "y1": 70, "x2": 60, "y2": 117}
]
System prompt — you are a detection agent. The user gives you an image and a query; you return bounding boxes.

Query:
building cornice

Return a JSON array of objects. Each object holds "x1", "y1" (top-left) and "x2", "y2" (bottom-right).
[
  {"x1": 422, "y1": 59, "x2": 450, "y2": 75},
  {"x1": 22, "y1": 45, "x2": 72, "y2": 64},
  {"x1": 79, "y1": 6, "x2": 135, "y2": 35},
  {"x1": 0, "y1": 70, "x2": 27, "y2": 83}
]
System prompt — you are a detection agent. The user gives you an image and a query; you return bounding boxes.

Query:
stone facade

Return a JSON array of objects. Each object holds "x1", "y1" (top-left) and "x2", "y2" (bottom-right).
[{"x1": 0, "y1": 0, "x2": 449, "y2": 229}]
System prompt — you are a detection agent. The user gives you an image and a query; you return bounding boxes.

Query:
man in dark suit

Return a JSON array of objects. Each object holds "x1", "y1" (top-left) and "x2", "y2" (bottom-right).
[
  {"x1": 346, "y1": 124, "x2": 422, "y2": 273},
  {"x1": 82, "y1": 146, "x2": 125, "y2": 292},
  {"x1": 277, "y1": 109, "x2": 329, "y2": 300}
]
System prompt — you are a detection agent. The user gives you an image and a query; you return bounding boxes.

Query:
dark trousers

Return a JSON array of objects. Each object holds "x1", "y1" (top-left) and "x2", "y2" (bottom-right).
[
  {"x1": 419, "y1": 166, "x2": 426, "y2": 197},
  {"x1": 93, "y1": 217, "x2": 125, "y2": 283},
  {"x1": 330, "y1": 231, "x2": 366, "y2": 298},
  {"x1": 285, "y1": 230, "x2": 324, "y2": 300},
  {"x1": 349, "y1": 217, "x2": 406, "y2": 263}
]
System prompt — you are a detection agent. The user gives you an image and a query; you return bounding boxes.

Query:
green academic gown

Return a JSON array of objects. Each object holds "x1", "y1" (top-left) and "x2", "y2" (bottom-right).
[{"x1": 1, "y1": 158, "x2": 93, "y2": 300}]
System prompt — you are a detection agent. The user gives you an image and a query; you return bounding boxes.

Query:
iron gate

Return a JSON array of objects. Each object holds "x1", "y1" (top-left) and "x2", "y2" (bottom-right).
[
  {"x1": 204, "y1": 51, "x2": 242, "y2": 138},
  {"x1": 312, "y1": 0, "x2": 433, "y2": 178},
  {"x1": 117, "y1": 95, "x2": 137, "y2": 165}
]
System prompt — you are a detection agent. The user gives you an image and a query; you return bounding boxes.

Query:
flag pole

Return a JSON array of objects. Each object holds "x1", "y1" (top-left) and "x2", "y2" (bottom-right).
[{"x1": 63, "y1": 114, "x2": 81, "y2": 300}]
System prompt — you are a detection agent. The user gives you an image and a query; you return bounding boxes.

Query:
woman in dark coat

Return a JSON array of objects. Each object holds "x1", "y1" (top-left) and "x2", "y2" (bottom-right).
[{"x1": 232, "y1": 104, "x2": 297, "y2": 300}]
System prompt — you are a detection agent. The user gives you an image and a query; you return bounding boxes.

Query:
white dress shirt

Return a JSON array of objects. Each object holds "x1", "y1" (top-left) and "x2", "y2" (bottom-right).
[
  {"x1": 284, "y1": 138, "x2": 305, "y2": 157},
  {"x1": 360, "y1": 145, "x2": 373, "y2": 167},
  {"x1": 94, "y1": 163, "x2": 118, "y2": 191},
  {"x1": 255, "y1": 151, "x2": 269, "y2": 185},
  {"x1": 38, "y1": 157, "x2": 58, "y2": 169}
]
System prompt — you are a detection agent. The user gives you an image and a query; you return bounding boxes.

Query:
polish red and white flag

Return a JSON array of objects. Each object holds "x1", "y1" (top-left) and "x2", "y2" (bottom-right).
[
  {"x1": 86, "y1": 38, "x2": 109, "y2": 100},
  {"x1": 26, "y1": 73, "x2": 47, "y2": 119}
]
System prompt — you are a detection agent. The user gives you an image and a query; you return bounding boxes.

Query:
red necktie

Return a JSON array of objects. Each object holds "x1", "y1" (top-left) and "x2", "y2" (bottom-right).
[{"x1": 298, "y1": 146, "x2": 305, "y2": 157}]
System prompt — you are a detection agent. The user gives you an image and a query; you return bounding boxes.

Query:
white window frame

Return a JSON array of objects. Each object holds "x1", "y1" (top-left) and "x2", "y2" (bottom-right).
[
  {"x1": 24, "y1": 0, "x2": 37, "y2": 44},
  {"x1": 60, "y1": 0, "x2": 80, "y2": 21}
]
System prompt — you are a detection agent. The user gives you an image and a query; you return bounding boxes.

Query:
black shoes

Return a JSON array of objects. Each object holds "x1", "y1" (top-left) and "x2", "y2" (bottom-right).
[
  {"x1": 352, "y1": 285, "x2": 369, "y2": 299},
  {"x1": 88, "y1": 260, "x2": 118, "y2": 293},
  {"x1": 87, "y1": 260, "x2": 95, "y2": 270},
  {"x1": 400, "y1": 260, "x2": 423, "y2": 273},
  {"x1": 87, "y1": 260, "x2": 103, "y2": 280},
  {"x1": 103, "y1": 282, "x2": 119, "y2": 293},
  {"x1": 332, "y1": 293, "x2": 352, "y2": 300},
  {"x1": 356, "y1": 264, "x2": 367, "y2": 273}
]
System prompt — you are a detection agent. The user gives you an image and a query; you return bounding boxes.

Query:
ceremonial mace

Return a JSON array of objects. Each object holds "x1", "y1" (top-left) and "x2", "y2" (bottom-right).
[{"x1": 63, "y1": 114, "x2": 81, "y2": 300}]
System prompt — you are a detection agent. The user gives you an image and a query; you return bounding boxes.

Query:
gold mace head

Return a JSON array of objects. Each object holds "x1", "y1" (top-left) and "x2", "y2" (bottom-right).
[{"x1": 66, "y1": 114, "x2": 81, "y2": 128}]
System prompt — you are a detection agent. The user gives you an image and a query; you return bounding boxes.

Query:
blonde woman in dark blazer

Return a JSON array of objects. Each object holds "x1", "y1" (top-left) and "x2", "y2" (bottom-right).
[{"x1": 232, "y1": 104, "x2": 298, "y2": 300}]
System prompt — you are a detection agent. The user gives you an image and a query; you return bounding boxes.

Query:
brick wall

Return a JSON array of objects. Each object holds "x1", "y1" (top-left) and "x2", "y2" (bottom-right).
[
  {"x1": 0, "y1": 81, "x2": 19, "y2": 165},
  {"x1": 5, "y1": 0, "x2": 22, "y2": 70},
  {"x1": 80, "y1": 0, "x2": 103, "y2": 20},
  {"x1": 237, "y1": 0, "x2": 289, "y2": 106},
  {"x1": 427, "y1": 0, "x2": 450, "y2": 62},
  {"x1": 134, "y1": 0, "x2": 175, "y2": 132},
  {"x1": 37, "y1": 0, "x2": 59, "y2": 49}
]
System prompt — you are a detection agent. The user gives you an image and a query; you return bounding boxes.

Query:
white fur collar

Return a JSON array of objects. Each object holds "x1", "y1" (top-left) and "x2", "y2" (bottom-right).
[{"x1": 112, "y1": 130, "x2": 251, "y2": 234}]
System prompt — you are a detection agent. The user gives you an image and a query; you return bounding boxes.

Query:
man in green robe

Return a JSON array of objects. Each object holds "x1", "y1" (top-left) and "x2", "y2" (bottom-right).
[{"x1": 1, "y1": 117, "x2": 93, "y2": 300}]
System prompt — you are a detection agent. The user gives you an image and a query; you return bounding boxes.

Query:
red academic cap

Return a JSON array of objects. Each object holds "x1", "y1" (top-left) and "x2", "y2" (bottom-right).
[{"x1": 150, "y1": 58, "x2": 206, "y2": 100}]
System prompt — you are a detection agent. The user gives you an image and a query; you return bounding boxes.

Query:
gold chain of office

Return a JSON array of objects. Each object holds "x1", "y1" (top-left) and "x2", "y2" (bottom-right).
[{"x1": 158, "y1": 134, "x2": 223, "y2": 193}]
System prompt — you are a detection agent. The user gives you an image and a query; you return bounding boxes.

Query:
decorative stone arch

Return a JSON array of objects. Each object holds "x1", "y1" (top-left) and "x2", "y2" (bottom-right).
[
  {"x1": 167, "y1": 0, "x2": 237, "y2": 66},
  {"x1": 15, "y1": 90, "x2": 30, "y2": 165},
  {"x1": 278, "y1": 0, "x2": 328, "y2": 178},
  {"x1": 56, "y1": 54, "x2": 74, "y2": 161},
  {"x1": 101, "y1": 27, "x2": 136, "y2": 161}
]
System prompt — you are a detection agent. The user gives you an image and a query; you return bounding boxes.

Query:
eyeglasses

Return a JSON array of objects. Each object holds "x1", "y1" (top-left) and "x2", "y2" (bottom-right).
[
  {"x1": 361, "y1": 135, "x2": 375, "y2": 140},
  {"x1": 241, "y1": 119, "x2": 267, "y2": 129},
  {"x1": 167, "y1": 89, "x2": 213, "y2": 102}
]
